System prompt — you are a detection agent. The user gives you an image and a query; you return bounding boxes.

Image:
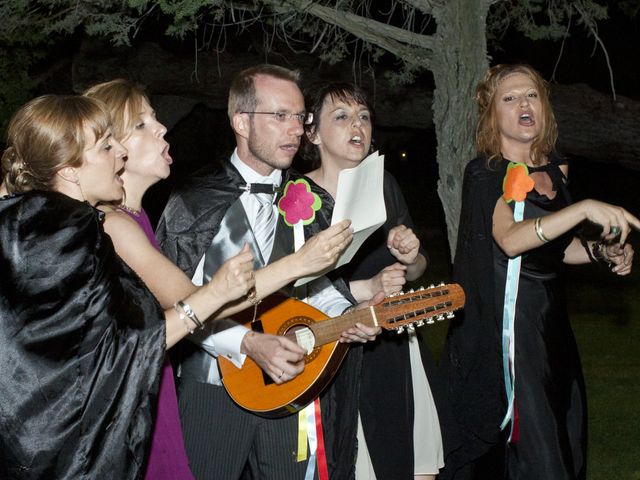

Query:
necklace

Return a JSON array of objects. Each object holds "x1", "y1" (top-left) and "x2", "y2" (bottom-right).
[{"x1": 118, "y1": 204, "x2": 142, "y2": 216}]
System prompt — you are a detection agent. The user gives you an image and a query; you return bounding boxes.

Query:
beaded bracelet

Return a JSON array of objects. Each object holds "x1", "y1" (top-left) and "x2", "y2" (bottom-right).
[
  {"x1": 591, "y1": 240, "x2": 613, "y2": 268},
  {"x1": 246, "y1": 287, "x2": 262, "y2": 323}
]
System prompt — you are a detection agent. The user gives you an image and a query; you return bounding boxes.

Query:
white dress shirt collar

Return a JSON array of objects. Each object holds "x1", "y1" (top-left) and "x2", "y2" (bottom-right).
[{"x1": 230, "y1": 148, "x2": 283, "y2": 187}]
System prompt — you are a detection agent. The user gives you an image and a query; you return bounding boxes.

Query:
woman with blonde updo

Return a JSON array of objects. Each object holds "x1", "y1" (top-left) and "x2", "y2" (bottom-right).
[
  {"x1": 440, "y1": 64, "x2": 640, "y2": 480},
  {"x1": 0, "y1": 95, "x2": 255, "y2": 479}
]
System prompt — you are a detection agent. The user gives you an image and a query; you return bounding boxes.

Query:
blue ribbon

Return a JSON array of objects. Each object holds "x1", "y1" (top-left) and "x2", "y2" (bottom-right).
[{"x1": 500, "y1": 199, "x2": 525, "y2": 441}]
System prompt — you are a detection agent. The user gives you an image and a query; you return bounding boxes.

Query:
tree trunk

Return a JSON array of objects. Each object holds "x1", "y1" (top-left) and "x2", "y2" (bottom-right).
[{"x1": 431, "y1": 0, "x2": 491, "y2": 258}]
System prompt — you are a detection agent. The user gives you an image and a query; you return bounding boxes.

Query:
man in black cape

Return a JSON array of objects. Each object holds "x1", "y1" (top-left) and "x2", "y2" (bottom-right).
[{"x1": 157, "y1": 64, "x2": 379, "y2": 479}]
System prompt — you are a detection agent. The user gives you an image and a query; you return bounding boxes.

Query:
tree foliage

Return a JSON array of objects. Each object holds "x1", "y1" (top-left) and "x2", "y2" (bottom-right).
[
  {"x1": 0, "y1": 0, "x2": 613, "y2": 131},
  {"x1": 0, "y1": 0, "x2": 612, "y2": 253}
]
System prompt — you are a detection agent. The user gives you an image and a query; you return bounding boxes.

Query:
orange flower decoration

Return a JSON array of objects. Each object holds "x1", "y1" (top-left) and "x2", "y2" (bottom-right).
[{"x1": 503, "y1": 162, "x2": 534, "y2": 203}]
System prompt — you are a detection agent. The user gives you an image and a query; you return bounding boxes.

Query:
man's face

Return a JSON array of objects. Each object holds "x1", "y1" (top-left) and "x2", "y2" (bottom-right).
[{"x1": 242, "y1": 75, "x2": 305, "y2": 175}]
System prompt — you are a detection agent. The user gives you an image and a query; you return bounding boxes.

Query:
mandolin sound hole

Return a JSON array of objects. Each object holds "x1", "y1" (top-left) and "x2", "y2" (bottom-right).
[{"x1": 278, "y1": 316, "x2": 321, "y2": 364}]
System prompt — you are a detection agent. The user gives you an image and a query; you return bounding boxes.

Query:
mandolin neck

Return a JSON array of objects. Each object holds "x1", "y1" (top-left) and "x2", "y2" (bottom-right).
[{"x1": 307, "y1": 307, "x2": 377, "y2": 346}]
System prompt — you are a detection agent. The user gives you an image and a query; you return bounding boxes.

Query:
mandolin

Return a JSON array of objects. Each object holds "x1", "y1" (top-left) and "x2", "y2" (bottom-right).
[{"x1": 219, "y1": 283, "x2": 465, "y2": 417}]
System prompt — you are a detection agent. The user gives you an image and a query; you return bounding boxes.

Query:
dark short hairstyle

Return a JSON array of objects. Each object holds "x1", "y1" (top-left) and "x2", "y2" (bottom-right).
[{"x1": 299, "y1": 82, "x2": 375, "y2": 170}]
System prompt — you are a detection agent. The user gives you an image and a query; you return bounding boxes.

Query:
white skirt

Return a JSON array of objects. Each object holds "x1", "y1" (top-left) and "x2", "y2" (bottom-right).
[
  {"x1": 409, "y1": 330, "x2": 444, "y2": 475},
  {"x1": 355, "y1": 331, "x2": 444, "y2": 478}
]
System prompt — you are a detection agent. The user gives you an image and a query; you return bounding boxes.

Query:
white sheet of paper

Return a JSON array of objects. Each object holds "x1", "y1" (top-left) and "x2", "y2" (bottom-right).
[{"x1": 294, "y1": 151, "x2": 386, "y2": 286}]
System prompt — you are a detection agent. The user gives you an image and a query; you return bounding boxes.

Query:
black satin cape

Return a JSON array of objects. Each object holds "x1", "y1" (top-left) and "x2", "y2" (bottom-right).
[
  {"x1": 438, "y1": 157, "x2": 509, "y2": 480},
  {"x1": 0, "y1": 191, "x2": 166, "y2": 479},
  {"x1": 158, "y1": 162, "x2": 361, "y2": 480},
  {"x1": 300, "y1": 171, "x2": 434, "y2": 478},
  {"x1": 156, "y1": 159, "x2": 290, "y2": 278}
]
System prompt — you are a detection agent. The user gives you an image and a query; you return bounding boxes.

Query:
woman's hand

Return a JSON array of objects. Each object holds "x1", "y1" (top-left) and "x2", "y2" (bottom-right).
[
  {"x1": 370, "y1": 262, "x2": 407, "y2": 296},
  {"x1": 604, "y1": 243, "x2": 634, "y2": 276},
  {"x1": 579, "y1": 199, "x2": 640, "y2": 245},
  {"x1": 205, "y1": 243, "x2": 255, "y2": 302},
  {"x1": 293, "y1": 220, "x2": 353, "y2": 276},
  {"x1": 339, "y1": 291, "x2": 385, "y2": 343},
  {"x1": 349, "y1": 263, "x2": 407, "y2": 302},
  {"x1": 387, "y1": 225, "x2": 420, "y2": 266}
]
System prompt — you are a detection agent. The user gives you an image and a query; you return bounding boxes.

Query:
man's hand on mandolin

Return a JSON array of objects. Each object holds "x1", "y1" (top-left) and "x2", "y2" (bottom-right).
[
  {"x1": 240, "y1": 331, "x2": 307, "y2": 384},
  {"x1": 339, "y1": 291, "x2": 385, "y2": 343}
]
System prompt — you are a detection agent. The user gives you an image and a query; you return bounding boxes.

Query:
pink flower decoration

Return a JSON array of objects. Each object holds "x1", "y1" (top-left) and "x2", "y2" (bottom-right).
[{"x1": 277, "y1": 179, "x2": 322, "y2": 227}]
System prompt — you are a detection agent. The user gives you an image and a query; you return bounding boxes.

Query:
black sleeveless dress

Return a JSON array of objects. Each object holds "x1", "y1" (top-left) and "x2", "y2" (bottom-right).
[
  {"x1": 496, "y1": 159, "x2": 587, "y2": 479},
  {"x1": 441, "y1": 155, "x2": 587, "y2": 480}
]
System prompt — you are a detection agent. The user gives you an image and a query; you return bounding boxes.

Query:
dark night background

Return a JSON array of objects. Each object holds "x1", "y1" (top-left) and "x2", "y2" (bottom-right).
[{"x1": 2, "y1": 2, "x2": 640, "y2": 477}]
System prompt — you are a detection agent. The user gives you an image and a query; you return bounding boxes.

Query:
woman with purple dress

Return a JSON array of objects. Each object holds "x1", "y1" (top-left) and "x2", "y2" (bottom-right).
[
  {"x1": 85, "y1": 79, "x2": 356, "y2": 478},
  {"x1": 86, "y1": 80, "x2": 199, "y2": 479}
]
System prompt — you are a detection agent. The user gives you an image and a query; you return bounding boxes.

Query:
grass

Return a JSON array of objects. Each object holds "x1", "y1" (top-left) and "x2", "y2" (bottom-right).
[
  {"x1": 408, "y1": 235, "x2": 640, "y2": 479},
  {"x1": 568, "y1": 266, "x2": 640, "y2": 479}
]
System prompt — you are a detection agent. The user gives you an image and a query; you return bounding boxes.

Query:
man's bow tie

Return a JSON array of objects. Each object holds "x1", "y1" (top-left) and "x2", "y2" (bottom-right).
[{"x1": 241, "y1": 183, "x2": 280, "y2": 194}]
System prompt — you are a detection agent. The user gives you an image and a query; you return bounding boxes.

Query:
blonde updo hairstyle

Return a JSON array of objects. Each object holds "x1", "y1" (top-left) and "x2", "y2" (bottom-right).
[
  {"x1": 84, "y1": 79, "x2": 149, "y2": 142},
  {"x1": 1, "y1": 95, "x2": 110, "y2": 194},
  {"x1": 475, "y1": 64, "x2": 557, "y2": 166}
]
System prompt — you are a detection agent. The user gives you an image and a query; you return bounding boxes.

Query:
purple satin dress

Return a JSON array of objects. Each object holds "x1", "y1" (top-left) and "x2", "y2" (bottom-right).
[{"x1": 120, "y1": 207, "x2": 194, "y2": 480}]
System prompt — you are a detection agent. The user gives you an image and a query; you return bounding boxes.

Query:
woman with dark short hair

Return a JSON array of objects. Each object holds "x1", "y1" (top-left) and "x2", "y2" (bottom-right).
[{"x1": 298, "y1": 82, "x2": 443, "y2": 480}]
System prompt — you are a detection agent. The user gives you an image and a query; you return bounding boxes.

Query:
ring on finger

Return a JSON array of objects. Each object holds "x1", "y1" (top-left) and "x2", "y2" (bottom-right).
[{"x1": 611, "y1": 225, "x2": 621, "y2": 236}]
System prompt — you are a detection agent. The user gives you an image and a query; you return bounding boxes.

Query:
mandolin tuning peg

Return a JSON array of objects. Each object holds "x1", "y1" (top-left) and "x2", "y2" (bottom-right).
[
  {"x1": 426, "y1": 317, "x2": 435, "y2": 325},
  {"x1": 436, "y1": 314, "x2": 445, "y2": 321},
  {"x1": 428, "y1": 284, "x2": 435, "y2": 289},
  {"x1": 396, "y1": 326, "x2": 405, "y2": 334},
  {"x1": 446, "y1": 312, "x2": 455, "y2": 319},
  {"x1": 416, "y1": 319, "x2": 425, "y2": 327},
  {"x1": 439, "y1": 281, "x2": 445, "y2": 286},
  {"x1": 407, "y1": 324, "x2": 415, "y2": 332},
  {"x1": 419, "y1": 286, "x2": 425, "y2": 291},
  {"x1": 408, "y1": 288, "x2": 414, "y2": 293}
]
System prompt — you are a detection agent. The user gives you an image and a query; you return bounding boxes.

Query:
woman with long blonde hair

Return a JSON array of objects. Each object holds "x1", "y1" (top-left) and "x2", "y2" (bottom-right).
[{"x1": 440, "y1": 64, "x2": 640, "y2": 480}]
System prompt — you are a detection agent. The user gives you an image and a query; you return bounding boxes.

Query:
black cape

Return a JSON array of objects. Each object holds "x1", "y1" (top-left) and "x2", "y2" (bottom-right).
[
  {"x1": 303, "y1": 171, "x2": 452, "y2": 479},
  {"x1": 0, "y1": 191, "x2": 166, "y2": 479},
  {"x1": 439, "y1": 157, "x2": 509, "y2": 479}
]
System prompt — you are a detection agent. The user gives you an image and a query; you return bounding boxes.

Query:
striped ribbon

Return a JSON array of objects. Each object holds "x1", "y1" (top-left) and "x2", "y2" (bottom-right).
[
  {"x1": 500, "y1": 199, "x2": 525, "y2": 442},
  {"x1": 292, "y1": 221, "x2": 328, "y2": 479},
  {"x1": 301, "y1": 399, "x2": 328, "y2": 480}
]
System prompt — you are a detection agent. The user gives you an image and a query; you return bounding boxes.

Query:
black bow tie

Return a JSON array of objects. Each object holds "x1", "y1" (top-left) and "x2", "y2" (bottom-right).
[{"x1": 241, "y1": 183, "x2": 280, "y2": 194}]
